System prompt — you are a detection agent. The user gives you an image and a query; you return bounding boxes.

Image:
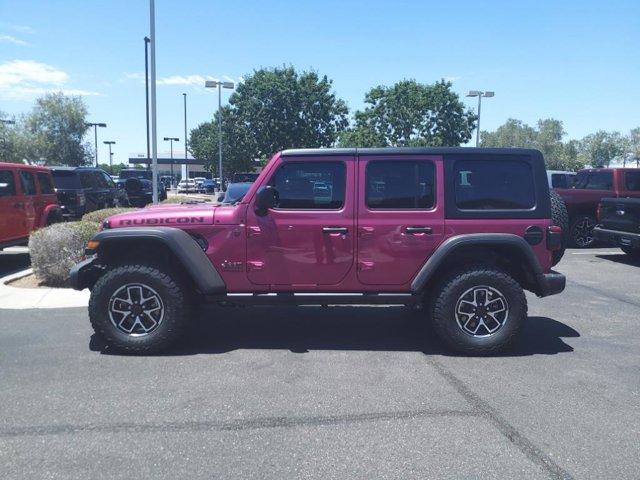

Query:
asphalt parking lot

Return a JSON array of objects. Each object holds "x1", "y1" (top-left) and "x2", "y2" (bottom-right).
[{"x1": 1, "y1": 248, "x2": 639, "y2": 479}]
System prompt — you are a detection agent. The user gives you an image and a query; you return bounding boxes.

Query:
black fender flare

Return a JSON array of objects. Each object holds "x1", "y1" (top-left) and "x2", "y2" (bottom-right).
[
  {"x1": 410, "y1": 233, "x2": 543, "y2": 294},
  {"x1": 71, "y1": 227, "x2": 226, "y2": 294}
]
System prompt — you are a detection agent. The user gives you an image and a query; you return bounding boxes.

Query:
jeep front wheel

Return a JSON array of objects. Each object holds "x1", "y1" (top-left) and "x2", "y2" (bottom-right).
[
  {"x1": 431, "y1": 267, "x2": 527, "y2": 355},
  {"x1": 89, "y1": 264, "x2": 190, "y2": 353}
]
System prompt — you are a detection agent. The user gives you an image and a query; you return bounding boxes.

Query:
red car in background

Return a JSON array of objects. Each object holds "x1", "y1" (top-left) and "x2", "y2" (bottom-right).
[
  {"x1": 0, "y1": 162, "x2": 62, "y2": 250},
  {"x1": 555, "y1": 168, "x2": 640, "y2": 247}
]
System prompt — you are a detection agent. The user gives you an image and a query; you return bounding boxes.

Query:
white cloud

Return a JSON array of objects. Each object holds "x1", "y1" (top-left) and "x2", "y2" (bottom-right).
[
  {"x1": 122, "y1": 72, "x2": 144, "y2": 82},
  {"x1": 0, "y1": 60, "x2": 101, "y2": 99},
  {"x1": 157, "y1": 74, "x2": 217, "y2": 86},
  {"x1": 7, "y1": 24, "x2": 36, "y2": 34},
  {"x1": 0, "y1": 34, "x2": 28, "y2": 46},
  {"x1": 443, "y1": 75, "x2": 461, "y2": 82}
]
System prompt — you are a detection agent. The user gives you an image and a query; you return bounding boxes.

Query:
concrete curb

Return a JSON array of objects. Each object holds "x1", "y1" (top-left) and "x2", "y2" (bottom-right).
[{"x1": 0, "y1": 268, "x2": 89, "y2": 310}]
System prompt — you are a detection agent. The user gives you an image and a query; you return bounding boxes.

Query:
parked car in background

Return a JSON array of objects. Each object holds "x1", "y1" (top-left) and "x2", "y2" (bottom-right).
[
  {"x1": 200, "y1": 179, "x2": 217, "y2": 193},
  {"x1": 193, "y1": 177, "x2": 206, "y2": 192},
  {"x1": 115, "y1": 169, "x2": 167, "y2": 206},
  {"x1": 594, "y1": 198, "x2": 640, "y2": 258},
  {"x1": 555, "y1": 168, "x2": 640, "y2": 247},
  {"x1": 0, "y1": 162, "x2": 61, "y2": 249},
  {"x1": 217, "y1": 182, "x2": 253, "y2": 204},
  {"x1": 177, "y1": 179, "x2": 197, "y2": 193},
  {"x1": 50, "y1": 167, "x2": 129, "y2": 219},
  {"x1": 547, "y1": 170, "x2": 576, "y2": 189}
]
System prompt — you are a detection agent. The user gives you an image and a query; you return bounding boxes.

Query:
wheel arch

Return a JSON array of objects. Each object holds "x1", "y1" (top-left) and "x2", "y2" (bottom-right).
[
  {"x1": 411, "y1": 234, "x2": 544, "y2": 295},
  {"x1": 80, "y1": 227, "x2": 225, "y2": 294}
]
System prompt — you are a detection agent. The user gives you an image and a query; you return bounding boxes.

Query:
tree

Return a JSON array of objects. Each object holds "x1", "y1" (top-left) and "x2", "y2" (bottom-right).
[
  {"x1": 578, "y1": 130, "x2": 626, "y2": 167},
  {"x1": 189, "y1": 67, "x2": 349, "y2": 174},
  {"x1": 627, "y1": 127, "x2": 640, "y2": 167},
  {"x1": 338, "y1": 79, "x2": 476, "y2": 147},
  {"x1": 481, "y1": 118, "x2": 584, "y2": 171},
  {"x1": 0, "y1": 111, "x2": 31, "y2": 163},
  {"x1": 24, "y1": 92, "x2": 93, "y2": 166}
]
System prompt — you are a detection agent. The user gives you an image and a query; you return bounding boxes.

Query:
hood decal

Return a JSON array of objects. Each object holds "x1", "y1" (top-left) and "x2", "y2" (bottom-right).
[{"x1": 118, "y1": 216, "x2": 207, "y2": 226}]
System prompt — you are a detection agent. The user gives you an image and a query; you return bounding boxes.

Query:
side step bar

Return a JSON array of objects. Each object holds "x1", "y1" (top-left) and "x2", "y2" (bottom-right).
[{"x1": 204, "y1": 293, "x2": 419, "y2": 306}]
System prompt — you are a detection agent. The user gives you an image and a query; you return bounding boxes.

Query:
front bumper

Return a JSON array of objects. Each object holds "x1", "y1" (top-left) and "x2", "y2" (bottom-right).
[
  {"x1": 69, "y1": 257, "x2": 103, "y2": 291},
  {"x1": 535, "y1": 271, "x2": 566, "y2": 297},
  {"x1": 593, "y1": 226, "x2": 640, "y2": 249}
]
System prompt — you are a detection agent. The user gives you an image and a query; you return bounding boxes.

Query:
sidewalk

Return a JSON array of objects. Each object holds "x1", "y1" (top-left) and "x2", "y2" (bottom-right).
[{"x1": 0, "y1": 268, "x2": 89, "y2": 309}]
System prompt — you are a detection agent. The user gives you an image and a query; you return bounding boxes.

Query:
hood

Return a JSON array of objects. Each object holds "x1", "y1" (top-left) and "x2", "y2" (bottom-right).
[{"x1": 106, "y1": 203, "x2": 215, "y2": 228}]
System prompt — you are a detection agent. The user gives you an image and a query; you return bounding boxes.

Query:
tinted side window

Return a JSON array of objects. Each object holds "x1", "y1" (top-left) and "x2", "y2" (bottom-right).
[
  {"x1": 80, "y1": 171, "x2": 96, "y2": 189},
  {"x1": 19, "y1": 171, "x2": 37, "y2": 195},
  {"x1": 454, "y1": 159, "x2": 535, "y2": 210},
  {"x1": 36, "y1": 172, "x2": 55, "y2": 194},
  {"x1": 0, "y1": 170, "x2": 17, "y2": 197},
  {"x1": 624, "y1": 171, "x2": 640, "y2": 191},
  {"x1": 585, "y1": 171, "x2": 613, "y2": 190},
  {"x1": 551, "y1": 173, "x2": 570, "y2": 189},
  {"x1": 270, "y1": 162, "x2": 345, "y2": 209},
  {"x1": 366, "y1": 161, "x2": 435, "y2": 209},
  {"x1": 100, "y1": 171, "x2": 116, "y2": 188}
]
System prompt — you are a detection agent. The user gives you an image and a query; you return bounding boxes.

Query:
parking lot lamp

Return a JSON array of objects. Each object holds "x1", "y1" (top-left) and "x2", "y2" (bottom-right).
[
  {"x1": 163, "y1": 137, "x2": 179, "y2": 188},
  {"x1": 103, "y1": 141, "x2": 115, "y2": 174},
  {"x1": 466, "y1": 91, "x2": 494, "y2": 147},
  {"x1": 204, "y1": 80, "x2": 234, "y2": 190},
  {"x1": 85, "y1": 122, "x2": 107, "y2": 166}
]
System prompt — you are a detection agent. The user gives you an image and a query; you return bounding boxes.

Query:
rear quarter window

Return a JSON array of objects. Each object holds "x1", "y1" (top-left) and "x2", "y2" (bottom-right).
[
  {"x1": 36, "y1": 172, "x2": 55, "y2": 194},
  {"x1": 454, "y1": 159, "x2": 535, "y2": 210},
  {"x1": 0, "y1": 170, "x2": 17, "y2": 197},
  {"x1": 624, "y1": 171, "x2": 640, "y2": 191}
]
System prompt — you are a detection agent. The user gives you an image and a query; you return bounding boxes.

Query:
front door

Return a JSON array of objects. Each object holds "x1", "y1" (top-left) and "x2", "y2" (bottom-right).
[
  {"x1": 356, "y1": 155, "x2": 445, "y2": 285},
  {"x1": 0, "y1": 168, "x2": 26, "y2": 242},
  {"x1": 246, "y1": 156, "x2": 355, "y2": 287}
]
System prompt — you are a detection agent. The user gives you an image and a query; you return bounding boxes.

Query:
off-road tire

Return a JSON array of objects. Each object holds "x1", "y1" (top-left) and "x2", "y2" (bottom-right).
[
  {"x1": 550, "y1": 190, "x2": 569, "y2": 265},
  {"x1": 431, "y1": 266, "x2": 527, "y2": 355},
  {"x1": 569, "y1": 214, "x2": 597, "y2": 248},
  {"x1": 620, "y1": 246, "x2": 640, "y2": 259},
  {"x1": 89, "y1": 264, "x2": 190, "y2": 354}
]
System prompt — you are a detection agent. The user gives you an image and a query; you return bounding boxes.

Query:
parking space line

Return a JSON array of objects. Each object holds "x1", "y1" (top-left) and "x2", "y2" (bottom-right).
[
  {"x1": 571, "y1": 251, "x2": 624, "y2": 255},
  {"x1": 426, "y1": 357, "x2": 574, "y2": 480}
]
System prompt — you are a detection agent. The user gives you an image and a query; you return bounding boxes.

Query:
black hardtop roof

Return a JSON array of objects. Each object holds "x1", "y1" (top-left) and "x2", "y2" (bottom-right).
[
  {"x1": 49, "y1": 166, "x2": 102, "y2": 171},
  {"x1": 280, "y1": 147, "x2": 542, "y2": 157}
]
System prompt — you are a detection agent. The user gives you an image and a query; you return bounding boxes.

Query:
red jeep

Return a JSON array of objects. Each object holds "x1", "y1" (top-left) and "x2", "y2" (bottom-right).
[
  {"x1": 555, "y1": 168, "x2": 640, "y2": 247},
  {"x1": 71, "y1": 148, "x2": 566, "y2": 355},
  {"x1": 0, "y1": 162, "x2": 61, "y2": 250}
]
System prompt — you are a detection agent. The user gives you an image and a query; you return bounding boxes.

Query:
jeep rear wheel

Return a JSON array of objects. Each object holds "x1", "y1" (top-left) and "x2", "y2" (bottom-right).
[
  {"x1": 431, "y1": 267, "x2": 527, "y2": 355},
  {"x1": 89, "y1": 264, "x2": 190, "y2": 353}
]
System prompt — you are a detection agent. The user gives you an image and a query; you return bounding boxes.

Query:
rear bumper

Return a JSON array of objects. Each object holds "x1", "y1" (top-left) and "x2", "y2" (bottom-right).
[
  {"x1": 593, "y1": 226, "x2": 640, "y2": 249},
  {"x1": 535, "y1": 271, "x2": 566, "y2": 297}
]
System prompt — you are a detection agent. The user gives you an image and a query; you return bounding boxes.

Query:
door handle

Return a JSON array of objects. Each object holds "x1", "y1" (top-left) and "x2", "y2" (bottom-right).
[
  {"x1": 405, "y1": 226, "x2": 432, "y2": 234},
  {"x1": 322, "y1": 227, "x2": 348, "y2": 234}
]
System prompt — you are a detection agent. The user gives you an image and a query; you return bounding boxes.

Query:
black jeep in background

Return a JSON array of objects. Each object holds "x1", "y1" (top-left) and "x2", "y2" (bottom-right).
[
  {"x1": 50, "y1": 167, "x2": 129, "y2": 219},
  {"x1": 117, "y1": 169, "x2": 167, "y2": 207}
]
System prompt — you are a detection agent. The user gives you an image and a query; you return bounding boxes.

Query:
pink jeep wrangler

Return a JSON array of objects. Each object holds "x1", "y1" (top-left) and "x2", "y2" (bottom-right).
[{"x1": 71, "y1": 148, "x2": 566, "y2": 354}]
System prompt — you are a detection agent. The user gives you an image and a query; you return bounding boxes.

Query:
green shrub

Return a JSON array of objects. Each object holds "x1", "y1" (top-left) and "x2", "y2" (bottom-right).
[
  {"x1": 82, "y1": 207, "x2": 136, "y2": 223},
  {"x1": 28, "y1": 221, "x2": 100, "y2": 287},
  {"x1": 161, "y1": 195, "x2": 210, "y2": 204}
]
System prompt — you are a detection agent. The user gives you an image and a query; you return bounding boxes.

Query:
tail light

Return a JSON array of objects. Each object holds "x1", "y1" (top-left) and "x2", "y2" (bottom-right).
[
  {"x1": 596, "y1": 202, "x2": 603, "y2": 222},
  {"x1": 546, "y1": 225, "x2": 562, "y2": 251}
]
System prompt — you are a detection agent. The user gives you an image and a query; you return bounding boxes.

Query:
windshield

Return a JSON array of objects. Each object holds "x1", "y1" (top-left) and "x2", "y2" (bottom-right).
[{"x1": 223, "y1": 183, "x2": 252, "y2": 204}]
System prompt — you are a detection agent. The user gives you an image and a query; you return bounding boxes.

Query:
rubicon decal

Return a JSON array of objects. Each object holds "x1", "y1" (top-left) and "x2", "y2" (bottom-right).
[{"x1": 118, "y1": 217, "x2": 206, "y2": 226}]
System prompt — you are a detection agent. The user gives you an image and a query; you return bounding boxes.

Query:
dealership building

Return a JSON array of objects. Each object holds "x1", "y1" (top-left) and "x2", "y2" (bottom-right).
[{"x1": 127, "y1": 152, "x2": 210, "y2": 180}]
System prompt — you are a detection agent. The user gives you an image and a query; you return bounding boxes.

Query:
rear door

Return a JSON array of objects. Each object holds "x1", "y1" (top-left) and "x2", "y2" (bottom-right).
[
  {"x1": 356, "y1": 155, "x2": 444, "y2": 285},
  {"x1": 0, "y1": 168, "x2": 26, "y2": 242},
  {"x1": 17, "y1": 169, "x2": 37, "y2": 233}
]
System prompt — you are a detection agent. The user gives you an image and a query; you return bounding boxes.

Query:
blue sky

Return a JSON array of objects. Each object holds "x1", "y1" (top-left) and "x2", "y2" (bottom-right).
[{"x1": 1, "y1": 0, "x2": 639, "y2": 164}]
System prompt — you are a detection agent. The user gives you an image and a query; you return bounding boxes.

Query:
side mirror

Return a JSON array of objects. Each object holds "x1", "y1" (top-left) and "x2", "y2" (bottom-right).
[{"x1": 254, "y1": 186, "x2": 278, "y2": 216}]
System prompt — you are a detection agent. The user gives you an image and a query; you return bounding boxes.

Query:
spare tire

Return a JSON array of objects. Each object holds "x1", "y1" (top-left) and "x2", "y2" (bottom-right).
[
  {"x1": 124, "y1": 177, "x2": 143, "y2": 196},
  {"x1": 550, "y1": 189, "x2": 569, "y2": 266}
]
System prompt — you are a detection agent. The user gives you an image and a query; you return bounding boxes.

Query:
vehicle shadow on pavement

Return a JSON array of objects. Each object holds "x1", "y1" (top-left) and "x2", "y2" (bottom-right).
[
  {"x1": 89, "y1": 306, "x2": 579, "y2": 357},
  {"x1": 0, "y1": 251, "x2": 31, "y2": 278},
  {"x1": 596, "y1": 254, "x2": 640, "y2": 267}
]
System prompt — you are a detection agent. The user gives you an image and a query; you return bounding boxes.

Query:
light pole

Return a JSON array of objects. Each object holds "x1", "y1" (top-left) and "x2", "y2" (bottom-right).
[
  {"x1": 466, "y1": 90, "x2": 494, "y2": 147},
  {"x1": 103, "y1": 141, "x2": 115, "y2": 174},
  {"x1": 144, "y1": 36, "x2": 151, "y2": 170},
  {"x1": 86, "y1": 122, "x2": 107, "y2": 166},
  {"x1": 1, "y1": 119, "x2": 15, "y2": 157},
  {"x1": 204, "y1": 80, "x2": 234, "y2": 190},
  {"x1": 183, "y1": 93, "x2": 188, "y2": 181},
  {"x1": 163, "y1": 137, "x2": 179, "y2": 189},
  {"x1": 149, "y1": 0, "x2": 159, "y2": 203}
]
